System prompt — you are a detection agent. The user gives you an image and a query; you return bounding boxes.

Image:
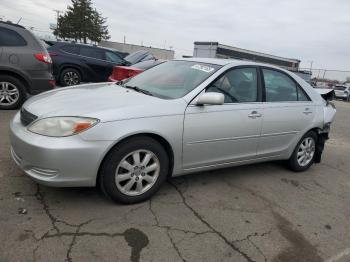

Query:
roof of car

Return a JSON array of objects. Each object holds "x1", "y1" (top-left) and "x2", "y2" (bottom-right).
[
  {"x1": 0, "y1": 21, "x2": 26, "y2": 29},
  {"x1": 50, "y1": 41, "x2": 123, "y2": 52},
  {"x1": 176, "y1": 57, "x2": 279, "y2": 68}
]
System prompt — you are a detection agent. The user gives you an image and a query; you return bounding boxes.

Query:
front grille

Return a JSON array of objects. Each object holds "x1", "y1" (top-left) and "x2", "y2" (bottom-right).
[{"x1": 20, "y1": 108, "x2": 37, "y2": 126}]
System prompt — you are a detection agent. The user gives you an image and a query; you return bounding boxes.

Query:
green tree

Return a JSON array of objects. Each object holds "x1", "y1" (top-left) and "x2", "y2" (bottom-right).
[{"x1": 53, "y1": 0, "x2": 110, "y2": 43}]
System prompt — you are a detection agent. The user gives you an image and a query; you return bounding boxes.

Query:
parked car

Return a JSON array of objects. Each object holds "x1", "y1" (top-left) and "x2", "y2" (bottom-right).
[
  {"x1": 10, "y1": 59, "x2": 336, "y2": 204},
  {"x1": 0, "y1": 21, "x2": 55, "y2": 109},
  {"x1": 123, "y1": 50, "x2": 156, "y2": 65},
  {"x1": 108, "y1": 59, "x2": 165, "y2": 82},
  {"x1": 333, "y1": 85, "x2": 350, "y2": 100},
  {"x1": 46, "y1": 41, "x2": 130, "y2": 86}
]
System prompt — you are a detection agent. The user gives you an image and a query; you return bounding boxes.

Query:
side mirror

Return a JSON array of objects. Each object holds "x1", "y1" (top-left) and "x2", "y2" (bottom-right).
[{"x1": 196, "y1": 92, "x2": 224, "y2": 105}]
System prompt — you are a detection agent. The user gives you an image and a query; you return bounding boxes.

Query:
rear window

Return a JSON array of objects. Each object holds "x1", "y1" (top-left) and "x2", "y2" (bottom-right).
[
  {"x1": 80, "y1": 46, "x2": 104, "y2": 60},
  {"x1": 61, "y1": 45, "x2": 80, "y2": 55},
  {"x1": 334, "y1": 86, "x2": 346, "y2": 91},
  {"x1": 0, "y1": 27, "x2": 27, "y2": 46}
]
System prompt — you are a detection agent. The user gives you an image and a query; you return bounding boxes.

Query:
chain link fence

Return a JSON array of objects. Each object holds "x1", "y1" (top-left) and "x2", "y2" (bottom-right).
[{"x1": 300, "y1": 68, "x2": 350, "y2": 88}]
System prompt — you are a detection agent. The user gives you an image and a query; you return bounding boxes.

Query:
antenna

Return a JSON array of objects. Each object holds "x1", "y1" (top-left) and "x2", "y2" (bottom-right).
[{"x1": 16, "y1": 17, "x2": 22, "y2": 24}]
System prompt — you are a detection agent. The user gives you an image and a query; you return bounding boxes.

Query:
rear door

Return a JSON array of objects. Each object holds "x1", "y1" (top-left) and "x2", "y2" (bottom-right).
[
  {"x1": 258, "y1": 68, "x2": 315, "y2": 157},
  {"x1": 183, "y1": 66, "x2": 264, "y2": 170},
  {"x1": 80, "y1": 46, "x2": 110, "y2": 82}
]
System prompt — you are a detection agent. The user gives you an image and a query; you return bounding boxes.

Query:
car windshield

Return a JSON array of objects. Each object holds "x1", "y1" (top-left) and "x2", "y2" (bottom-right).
[
  {"x1": 123, "y1": 60, "x2": 221, "y2": 99},
  {"x1": 124, "y1": 50, "x2": 150, "y2": 64}
]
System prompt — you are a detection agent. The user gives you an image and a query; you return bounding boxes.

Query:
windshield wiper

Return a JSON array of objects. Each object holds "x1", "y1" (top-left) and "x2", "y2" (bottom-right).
[{"x1": 124, "y1": 85, "x2": 153, "y2": 96}]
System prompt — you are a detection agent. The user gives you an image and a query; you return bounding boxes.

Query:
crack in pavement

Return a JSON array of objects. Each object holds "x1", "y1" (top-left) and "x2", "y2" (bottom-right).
[
  {"x1": 36, "y1": 228, "x2": 149, "y2": 262},
  {"x1": 66, "y1": 220, "x2": 93, "y2": 262},
  {"x1": 233, "y1": 229, "x2": 273, "y2": 262},
  {"x1": 34, "y1": 184, "x2": 60, "y2": 233},
  {"x1": 149, "y1": 198, "x2": 187, "y2": 262},
  {"x1": 148, "y1": 197, "x2": 215, "y2": 261},
  {"x1": 169, "y1": 180, "x2": 256, "y2": 262}
]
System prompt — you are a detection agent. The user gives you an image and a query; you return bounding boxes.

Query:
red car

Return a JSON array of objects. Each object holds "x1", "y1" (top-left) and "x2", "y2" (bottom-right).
[{"x1": 108, "y1": 60, "x2": 165, "y2": 82}]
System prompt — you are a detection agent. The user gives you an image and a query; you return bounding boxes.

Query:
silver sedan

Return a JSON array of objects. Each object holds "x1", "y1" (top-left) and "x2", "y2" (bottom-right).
[{"x1": 9, "y1": 58, "x2": 336, "y2": 203}]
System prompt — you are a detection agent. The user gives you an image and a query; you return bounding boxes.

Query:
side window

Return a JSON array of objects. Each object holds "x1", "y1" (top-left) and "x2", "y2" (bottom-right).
[
  {"x1": 60, "y1": 45, "x2": 79, "y2": 55},
  {"x1": 105, "y1": 51, "x2": 123, "y2": 63},
  {"x1": 207, "y1": 67, "x2": 258, "y2": 103},
  {"x1": 80, "y1": 47, "x2": 104, "y2": 60},
  {"x1": 297, "y1": 86, "x2": 310, "y2": 101},
  {"x1": 0, "y1": 28, "x2": 27, "y2": 46},
  {"x1": 263, "y1": 69, "x2": 298, "y2": 102}
]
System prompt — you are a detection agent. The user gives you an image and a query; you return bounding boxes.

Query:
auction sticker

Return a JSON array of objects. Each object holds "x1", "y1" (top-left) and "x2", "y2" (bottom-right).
[{"x1": 191, "y1": 64, "x2": 215, "y2": 73}]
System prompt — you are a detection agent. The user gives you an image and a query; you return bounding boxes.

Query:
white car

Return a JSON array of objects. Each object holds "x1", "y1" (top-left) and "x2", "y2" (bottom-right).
[
  {"x1": 334, "y1": 85, "x2": 350, "y2": 100},
  {"x1": 10, "y1": 58, "x2": 337, "y2": 203}
]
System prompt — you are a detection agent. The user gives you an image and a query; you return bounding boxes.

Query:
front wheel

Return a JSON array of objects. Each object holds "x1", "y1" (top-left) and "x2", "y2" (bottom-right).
[
  {"x1": 99, "y1": 136, "x2": 169, "y2": 204},
  {"x1": 288, "y1": 131, "x2": 317, "y2": 172},
  {"x1": 0, "y1": 75, "x2": 26, "y2": 110}
]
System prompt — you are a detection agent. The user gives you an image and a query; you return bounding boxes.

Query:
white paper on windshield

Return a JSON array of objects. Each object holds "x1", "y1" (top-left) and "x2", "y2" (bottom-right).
[{"x1": 191, "y1": 64, "x2": 215, "y2": 73}]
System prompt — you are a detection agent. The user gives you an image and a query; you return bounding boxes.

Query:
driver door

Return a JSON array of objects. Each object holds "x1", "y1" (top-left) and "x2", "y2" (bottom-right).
[{"x1": 182, "y1": 67, "x2": 264, "y2": 171}]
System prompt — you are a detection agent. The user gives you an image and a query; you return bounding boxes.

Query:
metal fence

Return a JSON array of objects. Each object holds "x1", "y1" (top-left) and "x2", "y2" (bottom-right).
[{"x1": 300, "y1": 68, "x2": 350, "y2": 83}]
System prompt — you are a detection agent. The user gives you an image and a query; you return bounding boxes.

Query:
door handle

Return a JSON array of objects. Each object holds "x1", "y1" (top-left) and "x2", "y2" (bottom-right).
[
  {"x1": 248, "y1": 111, "x2": 262, "y2": 118},
  {"x1": 303, "y1": 108, "x2": 313, "y2": 114}
]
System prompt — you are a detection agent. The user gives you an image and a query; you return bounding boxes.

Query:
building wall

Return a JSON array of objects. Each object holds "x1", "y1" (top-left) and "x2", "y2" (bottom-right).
[
  {"x1": 99, "y1": 40, "x2": 174, "y2": 60},
  {"x1": 193, "y1": 44, "x2": 217, "y2": 58},
  {"x1": 193, "y1": 42, "x2": 300, "y2": 71}
]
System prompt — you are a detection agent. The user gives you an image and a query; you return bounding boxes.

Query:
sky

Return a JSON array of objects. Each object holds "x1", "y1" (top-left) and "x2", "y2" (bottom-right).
[{"x1": 1, "y1": 0, "x2": 350, "y2": 79}]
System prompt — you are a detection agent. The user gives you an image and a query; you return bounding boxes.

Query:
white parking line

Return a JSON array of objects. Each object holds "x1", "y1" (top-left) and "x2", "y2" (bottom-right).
[{"x1": 326, "y1": 248, "x2": 350, "y2": 262}]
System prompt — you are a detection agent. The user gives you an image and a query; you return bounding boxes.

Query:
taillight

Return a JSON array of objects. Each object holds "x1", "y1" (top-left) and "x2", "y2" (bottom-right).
[
  {"x1": 111, "y1": 66, "x2": 143, "y2": 81},
  {"x1": 34, "y1": 53, "x2": 52, "y2": 64}
]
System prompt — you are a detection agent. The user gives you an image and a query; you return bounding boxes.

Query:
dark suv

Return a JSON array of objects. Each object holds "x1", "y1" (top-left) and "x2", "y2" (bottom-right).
[
  {"x1": 0, "y1": 21, "x2": 55, "y2": 109},
  {"x1": 47, "y1": 42, "x2": 130, "y2": 86}
]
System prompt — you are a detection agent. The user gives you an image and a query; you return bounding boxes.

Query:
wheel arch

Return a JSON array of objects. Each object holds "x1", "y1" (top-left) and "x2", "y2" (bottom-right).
[
  {"x1": 0, "y1": 69, "x2": 30, "y2": 94},
  {"x1": 96, "y1": 133, "x2": 175, "y2": 185},
  {"x1": 58, "y1": 65, "x2": 83, "y2": 81}
]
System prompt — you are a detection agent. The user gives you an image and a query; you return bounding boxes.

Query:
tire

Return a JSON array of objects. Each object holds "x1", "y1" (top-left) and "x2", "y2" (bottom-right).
[
  {"x1": 99, "y1": 136, "x2": 169, "y2": 204},
  {"x1": 0, "y1": 75, "x2": 26, "y2": 110},
  {"x1": 59, "y1": 68, "x2": 81, "y2": 87},
  {"x1": 288, "y1": 131, "x2": 317, "y2": 172}
]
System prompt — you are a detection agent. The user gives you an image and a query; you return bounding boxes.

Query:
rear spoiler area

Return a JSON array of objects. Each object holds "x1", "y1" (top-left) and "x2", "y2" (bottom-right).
[{"x1": 314, "y1": 88, "x2": 335, "y2": 101}]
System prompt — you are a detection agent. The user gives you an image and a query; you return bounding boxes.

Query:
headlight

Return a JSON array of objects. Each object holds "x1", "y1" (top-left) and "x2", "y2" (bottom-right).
[{"x1": 28, "y1": 117, "x2": 99, "y2": 137}]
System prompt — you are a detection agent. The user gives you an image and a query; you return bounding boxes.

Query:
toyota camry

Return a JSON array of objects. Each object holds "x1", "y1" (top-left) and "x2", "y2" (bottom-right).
[{"x1": 10, "y1": 58, "x2": 336, "y2": 203}]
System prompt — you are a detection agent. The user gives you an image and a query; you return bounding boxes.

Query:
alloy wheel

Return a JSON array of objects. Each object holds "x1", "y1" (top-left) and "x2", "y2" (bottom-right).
[
  {"x1": 115, "y1": 149, "x2": 160, "y2": 196},
  {"x1": 63, "y1": 71, "x2": 79, "y2": 86},
  {"x1": 297, "y1": 137, "x2": 315, "y2": 167},
  {"x1": 0, "y1": 82, "x2": 20, "y2": 106}
]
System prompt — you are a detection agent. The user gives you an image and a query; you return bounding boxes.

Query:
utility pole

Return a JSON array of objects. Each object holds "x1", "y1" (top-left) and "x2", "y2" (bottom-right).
[
  {"x1": 309, "y1": 61, "x2": 313, "y2": 71},
  {"x1": 53, "y1": 9, "x2": 62, "y2": 40}
]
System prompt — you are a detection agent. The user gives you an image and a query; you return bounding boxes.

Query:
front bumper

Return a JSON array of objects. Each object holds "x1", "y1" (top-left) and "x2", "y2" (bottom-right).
[{"x1": 9, "y1": 112, "x2": 112, "y2": 187}]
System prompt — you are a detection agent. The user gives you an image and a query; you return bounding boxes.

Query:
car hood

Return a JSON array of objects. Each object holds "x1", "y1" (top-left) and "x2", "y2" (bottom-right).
[{"x1": 23, "y1": 82, "x2": 186, "y2": 122}]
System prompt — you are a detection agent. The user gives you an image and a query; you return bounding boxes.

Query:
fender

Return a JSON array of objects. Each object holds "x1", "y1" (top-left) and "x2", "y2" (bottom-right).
[{"x1": 0, "y1": 65, "x2": 32, "y2": 88}]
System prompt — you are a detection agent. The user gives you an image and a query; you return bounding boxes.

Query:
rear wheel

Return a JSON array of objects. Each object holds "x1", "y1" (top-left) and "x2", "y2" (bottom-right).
[
  {"x1": 0, "y1": 75, "x2": 26, "y2": 110},
  {"x1": 59, "y1": 68, "x2": 81, "y2": 86},
  {"x1": 288, "y1": 131, "x2": 317, "y2": 172},
  {"x1": 99, "y1": 136, "x2": 169, "y2": 204}
]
